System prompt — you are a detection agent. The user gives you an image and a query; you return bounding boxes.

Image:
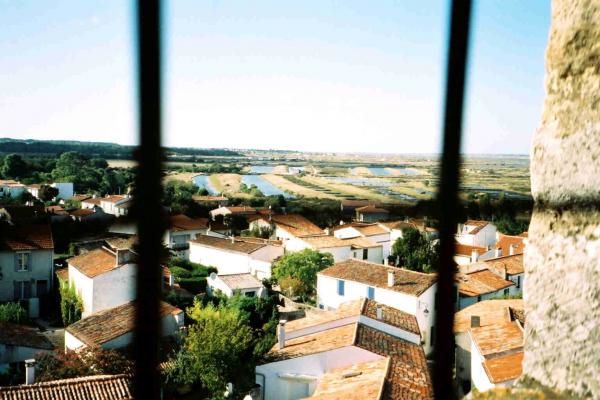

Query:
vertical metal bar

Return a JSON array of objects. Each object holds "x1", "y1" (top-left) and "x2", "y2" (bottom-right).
[
  {"x1": 134, "y1": 0, "x2": 164, "y2": 399},
  {"x1": 434, "y1": 0, "x2": 472, "y2": 398}
]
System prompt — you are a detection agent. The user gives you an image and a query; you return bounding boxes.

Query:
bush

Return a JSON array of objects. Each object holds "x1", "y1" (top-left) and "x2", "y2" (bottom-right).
[
  {"x1": 177, "y1": 277, "x2": 207, "y2": 294},
  {"x1": 0, "y1": 302, "x2": 27, "y2": 324},
  {"x1": 59, "y1": 282, "x2": 83, "y2": 326},
  {"x1": 169, "y1": 266, "x2": 191, "y2": 279}
]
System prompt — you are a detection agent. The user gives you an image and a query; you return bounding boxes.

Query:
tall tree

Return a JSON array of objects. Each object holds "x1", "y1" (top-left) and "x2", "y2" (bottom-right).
[
  {"x1": 391, "y1": 227, "x2": 439, "y2": 273},
  {"x1": 272, "y1": 249, "x2": 334, "y2": 300},
  {"x1": 1, "y1": 154, "x2": 27, "y2": 179}
]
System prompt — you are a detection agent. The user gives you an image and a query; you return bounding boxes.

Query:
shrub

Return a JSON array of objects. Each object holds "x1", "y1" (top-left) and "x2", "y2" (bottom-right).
[
  {"x1": 59, "y1": 282, "x2": 83, "y2": 326},
  {"x1": 0, "y1": 302, "x2": 27, "y2": 324},
  {"x1": 177, "y1": 277, "x2": 207, "y2": 294}
]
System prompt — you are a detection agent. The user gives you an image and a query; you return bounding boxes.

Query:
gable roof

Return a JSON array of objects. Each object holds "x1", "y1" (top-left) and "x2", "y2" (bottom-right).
[
  {"x1": 454, "y1": 299, "x2": 524, "y2": 333},
  {"x1": 484, "y1": 254, "x2": 524, "y2": 275},
  {"x1": 483, "y1": 351, "x2": 524, "y2": 384},
  {"x1": 0, "y1": 322, "x2": 54, "y2": 350},
  {"x1": 100, "y1": 195, "x2": 128, "y2": 204},
  {"x1": 333, "y1": 223, "x2": 388, "y2": 237},
  {"x1": 343, "y1": 237, "x2": 381, "y2": 249},
  {"x1": 300, "y1": 235, "x2": 349, "y2": 249},
  {"x1": 67, "y1": 248, "x2": 118, "y2": 278},
  {"x1": 190, "y1": 235, "x2": 273, "y2": 254},
  {"x1": 463, "y1": 220, "x2": 489, "y2": 234},
  {"x1": 457, "y1": 269, "x2": 514, "y2": 297},
  {"x1": 213, "y1": 206, "x2": 256, "y2": 214},
  {"x1": 320, "y1": 259, "x2": 437, "y2": 297},
  {"x1": 81, "y1": 197, "x2": 102, "y2": 206},
  {"x1": 454, "y1": 242, "x2": 487, "y2": 257},
  {"x1": 66, "y1": 301, "x2": 181, "y2": 347},
  {"x1": 0, "y1": 374, "x2": 133, "y2": 400},
  {"x1": 267, "y1": 214, "x2": 324, "y2": 237},
  {"x1": 168, "y1": 214, "x2": 208, "y2": 231},
  {"x1": 470, "y1": 321, "x2": 523, "y2": 357},
  {"x1": 69, "y1": 208, "x2": 96, "y2": 217},
  {"x1": 495, "y1": 234, "x2": 526, "y2": 256},
  {"x1": 0, "y1": 224, "x2": 54, "y2": 251}
]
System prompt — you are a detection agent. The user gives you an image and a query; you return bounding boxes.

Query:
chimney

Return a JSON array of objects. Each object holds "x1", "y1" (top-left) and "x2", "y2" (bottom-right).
[
  {"x1": 25, "y1": 359, "x2": 35, "y2": 384},
  {"x1": 387, "y1": 270, "x2": 395, "y2": 287},
  {"x1": 471, "y1": 249, "x2": 479, "y2": 263},
  {"x1": 471, "y1": 315, "x2": 480, "y2": 328},
  {"x1": 168, "y1": 271, "x2": 175, "y2": 287},
  {"x1": 278, "y1": 321, "x2": 286, "y2": 349},
  {"x1": 509, "y1": 244, "x2": 516, "y2": 256},
  {"x1": 376, "y1": 305, "x2": 383, "y2": 320},
  {"x1": 495, "y1": 248, "x2": 502, "y2": 258}
]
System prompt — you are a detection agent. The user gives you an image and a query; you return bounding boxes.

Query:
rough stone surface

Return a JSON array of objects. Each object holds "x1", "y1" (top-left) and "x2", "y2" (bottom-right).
[{"x1": 525, "y1": 0, "x2": 600, "y2": 398}]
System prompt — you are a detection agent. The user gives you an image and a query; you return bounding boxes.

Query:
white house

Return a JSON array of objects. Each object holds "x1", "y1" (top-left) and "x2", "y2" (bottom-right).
[
  {"x1": 81, "y1": 196, "x2": 102, "y2": 209},
  {"x1": 99, "y1": 195, "x2": 132, "y2": 216},
  {"x1": 66, "y1": 244, "x2": 137, "y2": 318},
  {"x1": 0, "y1": 224, "x2": 54, "y2": 313},
  {"x1": 207, "y1": 272, "x2": 265, "y2": 298},
  {"x1": 456, "y1": 268, "x2": 515, "y2": 310},
  {"x1": 189, "y1": 235, "x2": 284, "y2": 280},
  {"x1": 255, "y1": 298, "x2": 432, "y2": 400},
  {"x1": 248, "y1": 214, "x2": 324, "y2": 244},
  {"x1": 0, "y1": 180, "x2": 26, "y2": 198},
  {"x1": 316, "y1": 259, "x2": 438, "y2": 355},
  {"x1": 164, "y1": 214, "x2": 209, "y2": 259},
  {"x1": 333, "y1": 222, "x2": 392, "y2": 260},
  {"x1": 469, "y1": 320, "x2": 524, "y2": 393},
  {"x1": 454, "y1": 243, "x2": 490, "y2": 266},
  {"x1": 483, "y1": 254, "x2": 524, "y2": 296},
  {"x1": 354, "y1": 205, "x2": 389, "y2": 222},
  {"x1": 285, "y1": 235, "x2": 383, "y2": 264},
  {"x1": 0, "y1": 322, "x2": 54, "y2": 371},
  {"x1": 209, "y1": 205, "x2": 256, "y2": 221},
  {"x1": 456, "y1": 220, "x2": 497, "y2": 248},
  {"x1": 65, "y1": 301, "x2": 183, "y2": 351},
  {"x1": 453, "y1": 299, "x2": 524, "y2": 397}
]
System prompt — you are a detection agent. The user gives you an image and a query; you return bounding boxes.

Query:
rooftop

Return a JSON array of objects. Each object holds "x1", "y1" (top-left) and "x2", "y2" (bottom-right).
[
  {"x1": 0, "y1": 374, "x2": 133, "y2": 400},
  {"x1": 217, "y1": 273, "x2": 263, "y2": 290},
  {"x1": 484, "y1": 254, "x2": 525, "y2": 275},
  {"x1": 483, "y1": 351, "x2": 524, "y2": 384},
  {"x1": 470, "y1": 321, "x2": 524, "y2": 357},
  {"x1": 455, "y1": 242, "x2": 487, "y2": 257},
  {"x1": 68, "y1": 248, "x2": 119, "y2": 278},
  {"x1": 68, "y1": 208, "x2": 96, "y2": 217},
  {"x1": 457, "y1": 269, "x2": 515, "y2": 297},
  {"x1": 190, "y1": 235, "x2": 275, "y2": 254},
  {"x1": 0, "y1": 223, "x2": 54, "y2": 251},
  {"x1": 320, "y1": 259, "x2": 437, "y2": 297},
  {"x1": 454, "y1": 299, "x2": 524, "y2": 333},
  {"x1": 66, "y1": 301, "x2": 181, "y2": 347},
  {"x1": 212, "y1": 205, "x2": 256, "y2": 214},
  {"x1": 0, "y1": 322, "x2": 54, "y2": 350},
  {"x1": 343, "y1": 236, "x2": 381, "y2": 249},
  {"x1": 168, "y1": 214, "x2": 208, "y2": 231},
  {"x1": 268, "y1": 214, "x2": 324, "y2": 236},
  {"x1": 101, "y1": 195, "x2": 129, "y2": 204},
  {"x1": 300, "y1": 235, "x2": 349, "y2": 249},
  {"x1": 463, "y1": 220, "x2": 490, "y2": 234},
  {"x1": 495, "y1": 234, "x2": 526, "y2": 256}
]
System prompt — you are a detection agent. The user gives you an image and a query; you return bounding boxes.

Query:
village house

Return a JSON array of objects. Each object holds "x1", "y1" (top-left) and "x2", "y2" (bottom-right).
[
  {"x1": 99, "y1": 195, "x2": 132, "y2": 216},
  {"x1": 65, "y1": 301, "x2": 183, "y2": 351},
  {"x1": 381, "y1": 218, "x2": 439, "y2": 245},
  {"x1": 209, "y1": 205, "x2": 257, "y2": 220},
  {"x1": 482, "y1": 254, "x2": 524, "y2": 296},
  {"x1": 333, "y1": 222, "x2": 392, "y2": 259},
  {"x1": 0, "y1": 224, "x2": 54, "y2": 317},
  {"x1": 456, "y1": 220, "x2": 497, "y2": 248},
  {"x1": 164, "y1": 214, "x2": 209, "y2": 259},
  {"x1": 454, "y1": 243, "x2": 490, "y2": 266},
  {"x1": 456, "y1": 267, "x2": 515, "y2": 310},
  {"x1": 207, "y1": 272, "x2": 265, "y2": 298},
  {"x1": 469, "y1": 320, "x2": 524, "y2": 393},
  {"x1": 355, "y1": 205, "x2": 390, "y2": 222},
  {"x1": 255, "y1": 298, "x2": 432, "y2": 400},
  {"x1": 493, "y1": 233, "x2": 527, "y2": 257},
  {"x1": 316, "y1": 259, "x2": 438, "y2": 355},
  {"x1": 285, "y1": 235, "x2": 383, "y2": 264},
  {"x1": 453, "y1": 299, "x2": 524, "y2": 396},
  {"x1": 248, "y1": 213, "x2": 324, "y2": 244},
  {"x1": 66, "y1": 241, "x2": 137, "y2": 317},
  {"x1": 0, "y1": 180, "x2": 26, "y2": 198},
  {"x1": 189, "y1": 235, "x2": 284, "y2": 280},
  {"x1": 0, "y1": 322, "x2": 54, "y2": 371}
]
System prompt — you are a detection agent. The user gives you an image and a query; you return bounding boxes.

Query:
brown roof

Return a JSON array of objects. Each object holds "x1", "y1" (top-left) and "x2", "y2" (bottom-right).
[
  {"x1": 269, "y1": 323, "x2": 357, "y2": 360},
  {"x1": 68, "y1": 248, "x2": 118, "y2": 278},
  {"x1": 356, "y1": 205, "x2": 389, "y2": 214},
  {"x1": 463, "y1": 220, "x2": 489, "y2": 234},
  {"x1": 69, "y1": 208, "x2": 96, "y2": 217},
  {"x1": 69, "y1": 194, "x2": 92, "y2": 202},
  {"x1": 190, "y1": 235, "x2": 271, "y2": 254},
  {"x1": 218, "y1": 273, "x2": 263, "y2": 290},
  {"x1": 0, "y1": 322, "x2": 54, "y2": 350},
  {"x1": 82, "y1": 197, "x2": 102, "y2": 206},
  {"x1": 457, "y1": 269, "x2": 514, "y2": 297},
  {"x1": 286, "y1": 298, "x2": 420, "y2": 336},
  {"x1": 454, "y1": 299, "x2": 524, "y2": 333},
  {"x1": 484, "y1": 254, "x2": 524, "y2": 275},
  {"x1": 55, "y1": 268, "x2": 69, "y2": 282},
  {"x1": 304, "y1": 358, "x2": 389, "y2": 400},
  {"x1": 320, "y1": 259, "x2": 437, "y2": 297},
  {"x1": 101, "y1": 195, "x2": 128, "y2": 204},
  {"x1": 217, "y1": 206, "x2": 256, "y2": 214},
  {"x1": 45, "y1": 206, "x2": 68, "y2": 215},
  {"x1": 344, "y1": 237, "x2": 381, "y2": 249},
  {"x1": 483, "y1": 351, "x2": 524, "y2": 383},
  {"x1": 470, "y1": 321, "x2": 523, "y2": 357},
  {"x1": 0, "y1": 224, "x2": 54, "y2": 251},
  {"x1": 455, "y1": 242, "x2": 487, "y2": 257},
  {"x1": 495, "y1": 234, "x2": 526, "y2": 256},
  {"x1": 0, "y1": 374, "x2": 133, "y2": 400},
  {"x1": 268, "y1": 214, "x2": 324, "y2": 236},
  {"x1": 66, "y1": 301, "x2": 181, "y2": 347},
  {"x1": 300, "y1": 235, "x2": 349, "y2": 249},
  {"x1": 356, "y1": 224, "x2": 389, "y2": 236},
  {"x1": 169, "y1": 214, "x2": 208, "y2": 231}
]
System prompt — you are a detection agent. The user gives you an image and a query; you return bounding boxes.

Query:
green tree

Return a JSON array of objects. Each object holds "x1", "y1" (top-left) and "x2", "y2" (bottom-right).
[
  {"x1": 166, "y1": 302, "x2": 254, "y2": 396},
  {"x1": 272, "y1": 249, "x2": 334, "y2": 300},
  {"x1": 1, "y1": 154, "x2": 27, "y2": 179},
  {"x1": 391, "y1": 228, "x2": 438, "y2": 273},
  {"x1": 0, "y1": 302, "x2": 27, "y2": 323},
  {"x1": 38, "y1": 185, "x2": 59, "y2": 202},
  {"x1": 59, "y1": 282, "x2": 83, "y2": 326},
  {"x1": 495, "y1": 216, "x2": 529, "y2": 235}
]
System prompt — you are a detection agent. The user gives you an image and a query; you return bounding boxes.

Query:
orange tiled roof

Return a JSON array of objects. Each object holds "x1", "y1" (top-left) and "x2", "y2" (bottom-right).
[
  {"x1": 190, "y1": 235, "x2": 273, "y2": 254},
  {"x1": 455, "y1": 242, "x2": 487, "y2": 257},
  {"x1": 66, "y1": 301, "x2": 181, "y2": 347},
  {"x1": 69, "y1": 208, "x2": 96, "y2": 217},
  {"x1": 483, "y1": 351, "x2": 524, "y2": 384},
  {"x1": 0, "y1": 322, "x2": 54, "y2": 350},
  {"x1": 69, "y1": 194, "x2": 92, "y2": 202},
  {"x1": 269, "y1": 323, "x2": 357, "y2": 360},
  {"x1": 81, "y1": 197, "x2": 102, "y2": 206},
  {"x1": 454, "y1": 299, "x2": 524, "y2": 333},
  {"x1": 484, "y1": 254, "x2": 524, "y2": 275},
  {"x1": 169, "y1": 214, "x2": 208, "y2": 231},
  {"x1": 268, "y1": 214, "x2": 324, "y2": 237},
  {"x1": 0, "y1": 224, "x2": 54, "y2": 251},
  {"x1": 494, "y1": 234, "x2": 526, "y2": 256},
  {"x1": 300, "y1": 235, "x2": 349, "y2": 248},
  {"x1": 101, "y1": 195, "x2": 128, "y2": 204},
  {"x1": 457, "y1": 269, "x2": 514, "y2": 297},
  {"x1": 0, "y1": 374, "x2": 133, "y2": 400},
  {"x1": 470, "y1": 321, "x2": 523, "y2": 357},
  {"x1": 67, "y1": 248, "x2": 118, "y2": 278},
  {"x1": 344, "y1": 237, "x2": 381, "y2": 249},
  {"x1": 320, "y1": 259, "x2": 436, "y2": 297}
]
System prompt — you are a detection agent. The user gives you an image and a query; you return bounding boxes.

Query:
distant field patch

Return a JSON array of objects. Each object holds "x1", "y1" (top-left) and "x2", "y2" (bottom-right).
[
  {"x1": 263, "y1": 174, "x2": 337, "y2": 199},
  {"x1": 210, "y1": 173, "x2": 241, "y2": 194},
  {"x1": 107, "y1": 159, "x2": 137, "y2": 168}
]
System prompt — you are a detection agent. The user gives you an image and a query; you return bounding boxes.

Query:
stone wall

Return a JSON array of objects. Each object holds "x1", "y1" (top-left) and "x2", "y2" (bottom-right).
[{"x1": 525, "y1": 0, "x2": 599, "y2": 398}]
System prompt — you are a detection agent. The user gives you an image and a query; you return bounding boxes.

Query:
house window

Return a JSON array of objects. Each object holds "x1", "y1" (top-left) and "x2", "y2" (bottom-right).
[
  {"x1": 362, "y1": 248, "x2": 368, "y2": 260},
  {"x1": 367, "y1": 286, "x2": 375, "y2": 299},
  {"x1": 516, "y1": 275, "x2": 521, "y2": 289},
  {"x1": 16, "y1": 252, "x2": 30, "y2": 271},
  {"x1": 477, "y1": 295, "x2": 481, "y2": 302},
  {"x1": 13, "y1": 281, "x2": 32, "y2": 300},
  {"x1": 337, "y1": 280, "x2": 345, "y2": 296},
  {"x1": 36, "y1": 280, "x2": 48, "y2": 297}
]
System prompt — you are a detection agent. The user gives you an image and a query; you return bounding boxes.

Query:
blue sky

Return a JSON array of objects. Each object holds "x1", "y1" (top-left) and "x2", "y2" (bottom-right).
[{"x1": 0, "y1": 1, "x2": 550, "y2": 154}]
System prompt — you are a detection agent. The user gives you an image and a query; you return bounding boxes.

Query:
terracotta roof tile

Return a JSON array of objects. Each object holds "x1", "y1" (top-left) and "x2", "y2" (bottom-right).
[
  {"x1": 454, "y1": 299, "x2": 524, "y2": 333},
  {"x1": 343, "y1": 237, "x2": 381, "y2": 249},
  {"x1": 190, "y1": 235, "x2": 274, "y2": 254},
  {"x1": 0, "y1": 224, "x2": 54, "y2": 251},
  {"x1": 218, "y1": 273, "x2": 263, "y2": 290},
  {"x1": 470, "y1": 321, "x2": 523, "y2": 357},
  {"x1": 355, "y1": 224, "x2": 389, "y2": 236},
  {"x1": 300, "y1": 235, "x2": 349, "y2": 249},
  {"x1": 463, "y1": 220, "x2": 489, "y2": 234},
  {"x1": 169, "y1": 214, "x2": 208, "y2": 231},
  {"x1": 494, "y1": 234, "x2": 526, "y2": 256},
  {"x1": 457, "y1": 269, "x2": 514, "y2": 297},
  {"x1": 268, "y1": 324, "x2": 357, "y2": 361},
  {"x1": 484, "y1": 254, "x2": 524, "y2": 275},
  {"x1": 362, "y1": 299, "x2": 420, "y2": 336},
  {"x1": 0, "y1": 322, "x2": 54, "y2": 350},
  {"x1": 68, "y1": 208, "x2": 96, "y2": 217},
  {"x1": 101, "y1": 195, "x2": 128, "y2": 204},
  {"x1": 455, "y1": 242, "x2": 487, "y2": 257},
  {"x1": 268, "y1": 214, "x2": 324, "y2": 236},
  {"x1": 0, "y1": 374, "x2": 133, "y2": 400},
  {"x1": 82, "y1": 197, "x2": 102, "y2": 206},
  {"x1": 66, "y1": 301, "x2": 181, "y2": 347},
  {"x1": 67, "y1": 248, "x2": 118, "y2": 278},
  {"x1": 320, "y1": 259, "x2": 437, "y2": 297},
  {"x1": 69, "y1": 194, "x2": 92, "y2": 202},
  {"x1": 483, "y1": 351, "x2": 524, "y2": 384}
]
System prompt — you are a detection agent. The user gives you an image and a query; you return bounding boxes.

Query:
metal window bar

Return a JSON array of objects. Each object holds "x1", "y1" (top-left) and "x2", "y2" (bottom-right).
[{"x1": 131, "y1": 0, "x2": 473, "y2": 398}]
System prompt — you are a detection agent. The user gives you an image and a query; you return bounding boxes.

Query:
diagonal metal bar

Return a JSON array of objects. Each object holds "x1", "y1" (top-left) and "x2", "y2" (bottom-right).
[
  {"x1": 134, "y1": 0, "x2": 164, "y2": 399},
  {"x1": 433, "y1": 0, "x2": 472, "y2": 398}
]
